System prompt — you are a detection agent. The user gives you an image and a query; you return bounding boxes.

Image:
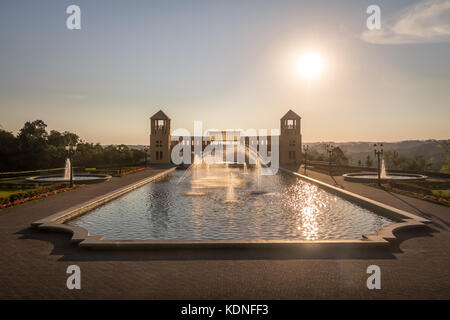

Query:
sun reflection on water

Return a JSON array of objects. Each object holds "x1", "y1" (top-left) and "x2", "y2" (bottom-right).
[{"x1": 282, "y1": 180, "x2": 327, "y2": 240}]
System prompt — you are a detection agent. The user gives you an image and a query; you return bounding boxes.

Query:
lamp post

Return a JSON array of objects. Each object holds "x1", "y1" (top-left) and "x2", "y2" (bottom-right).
[
  {"x1": 303, "y1": 144, "x2": 309, "y2": 175},
  {"x1": 65, "y1": 145, "x2": 77, "y2": 188},
  {"x1": 143, "y1": 146, "x2": 149, "y2": 167},
  {"x1": 325, "y1": 144, "x2": 334, "y2": 176},
  {"x1": 116, "y1": 146, "x2": 125, "y2": 176},
  {"x1": 373, "y1": 143, "x2": 384, "y2": 185}
]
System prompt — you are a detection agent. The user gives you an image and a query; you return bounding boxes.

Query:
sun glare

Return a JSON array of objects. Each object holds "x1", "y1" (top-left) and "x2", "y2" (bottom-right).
[{"x1": 296, "y1": 52, "x2": 324, "y2": 79}]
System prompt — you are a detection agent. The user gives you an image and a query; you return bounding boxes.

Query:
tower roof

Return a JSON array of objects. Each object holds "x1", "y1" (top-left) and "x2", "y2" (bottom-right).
[
  {"x1": 150, "y1": 110, "x2": 171, "y2": 120},
  {"x1": 281, "y1": 109, "x2": 301, "y2": 120}
]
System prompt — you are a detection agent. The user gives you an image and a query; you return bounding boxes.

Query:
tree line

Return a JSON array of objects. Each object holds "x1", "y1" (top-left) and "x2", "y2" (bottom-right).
[
  {"x1": 0, "y1": 120, "x2": 146, "y2": 172},
  {"x1": 306, "y1": 146, "x2": 450, "y2": 174}
]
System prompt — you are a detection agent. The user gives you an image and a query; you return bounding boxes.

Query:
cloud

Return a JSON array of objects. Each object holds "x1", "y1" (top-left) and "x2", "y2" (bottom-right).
[{"x1": 362, "y1": 0, "x2": 450, "y2": 44}]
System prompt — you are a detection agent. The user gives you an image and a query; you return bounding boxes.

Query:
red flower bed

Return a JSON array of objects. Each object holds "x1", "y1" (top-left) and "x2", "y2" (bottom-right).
[
  {"x1": 370, "y1": 183, "x2": 450, "y2": 206},
  {"x1": 120, "y1": 167, "x2": 146, "y2": 176},
  {"x1": 0, "y1": 185, "x2": 83, "y2": 210}
]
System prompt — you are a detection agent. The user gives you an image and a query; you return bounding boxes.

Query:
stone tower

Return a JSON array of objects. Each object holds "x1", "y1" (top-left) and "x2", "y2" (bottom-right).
[
  {"x1": 149, "y1": 110, "x2": 171, "y2": 164},
  {"x1": 279, "y1": 109, "x2": 302, "y2": 165}
]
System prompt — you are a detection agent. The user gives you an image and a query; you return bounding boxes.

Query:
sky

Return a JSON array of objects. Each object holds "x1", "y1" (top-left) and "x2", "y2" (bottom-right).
[{"x1": 0, "y1": 0, "x2": 449, "y2": 145}]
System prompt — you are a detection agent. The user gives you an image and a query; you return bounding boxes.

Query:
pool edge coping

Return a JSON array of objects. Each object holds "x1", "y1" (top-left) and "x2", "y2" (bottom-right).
[{"x1": 31, "y1": 166, "x2": 430, "y2": 249}]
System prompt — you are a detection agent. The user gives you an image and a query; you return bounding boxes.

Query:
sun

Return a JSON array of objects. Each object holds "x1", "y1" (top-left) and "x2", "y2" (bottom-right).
[{"x1": 296, "y1": 52, "x2": 324, "y2": 79}]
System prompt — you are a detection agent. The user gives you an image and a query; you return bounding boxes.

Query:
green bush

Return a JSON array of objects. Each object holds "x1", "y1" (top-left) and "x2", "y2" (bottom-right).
[
  {"x1": 432, "y1": 190, "x2": 450, "y2": 199},
  {"x1": 85, "y1": 166, "x2": 140, "y2": 177},
  {"x1": 389, "y1": 182, "x2": 433, "y2": 195},
  {"x1": 0, "y1": 183, "x2": 68, "y2": 204}
]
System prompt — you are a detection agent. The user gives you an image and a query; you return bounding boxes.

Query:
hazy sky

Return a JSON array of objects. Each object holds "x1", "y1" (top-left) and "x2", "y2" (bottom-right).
[{"x1": 1, "y1": 0, "x2": 449, "y2": 144}]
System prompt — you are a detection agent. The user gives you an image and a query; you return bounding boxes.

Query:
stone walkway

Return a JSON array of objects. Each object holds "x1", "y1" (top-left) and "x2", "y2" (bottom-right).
[{"x1": 0, "y1": 166, "x2": 449, "y2": 299}]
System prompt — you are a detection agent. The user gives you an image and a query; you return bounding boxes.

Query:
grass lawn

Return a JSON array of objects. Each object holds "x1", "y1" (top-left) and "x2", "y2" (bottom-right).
[
  {"x1": 0, "y1": 190, "x2": 24, "y2": 198},
  {"x1": 0, "y1": 177, "x2": 24, "y2": 181},
  {"x1": 1, "y1": 184, "x2": 84, "y2": 210}
]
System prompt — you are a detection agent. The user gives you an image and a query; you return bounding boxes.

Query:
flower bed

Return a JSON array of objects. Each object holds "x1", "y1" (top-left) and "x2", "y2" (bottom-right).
[
  {"x1": 118, "y1": 167, "x2": 146, "y2": 177},
  {"x1": 85, "y1": 166, "x2": 145, "y2": 177},
  {"x1": 0, "y1": 184, "x2": 83, "y2": 210},
  {"x1": 369, "y1": 183, "x2": 450, "y2": 207}
]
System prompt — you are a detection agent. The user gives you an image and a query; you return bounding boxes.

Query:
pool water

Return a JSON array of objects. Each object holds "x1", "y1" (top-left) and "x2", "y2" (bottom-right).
[{"x1": 69, "y1": 167, "x2": 393, "y2": 240}]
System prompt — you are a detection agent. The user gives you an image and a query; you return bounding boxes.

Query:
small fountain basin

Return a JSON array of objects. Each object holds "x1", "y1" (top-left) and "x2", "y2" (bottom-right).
[
  {"x1": 26, "y1": 174, "x2": 112, "y2": 184},
  {"x1": 342, "y1": 172, "x2": 427, "y2": 183}
]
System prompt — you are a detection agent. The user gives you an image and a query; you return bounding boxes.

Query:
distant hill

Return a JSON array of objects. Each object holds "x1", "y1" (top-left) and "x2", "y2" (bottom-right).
[
  {"x1": 112, "y1": 140, "x2": 450, "y2": 172},
  {"x1": 304, "y1": 140, "x2": 450, "y2": 171},
  {"x1": 126, "y1": 145, "x2": 147, "y2": 150},
  {"x1": 100, "y1": 145, "x2": 147, "y2": 150}
]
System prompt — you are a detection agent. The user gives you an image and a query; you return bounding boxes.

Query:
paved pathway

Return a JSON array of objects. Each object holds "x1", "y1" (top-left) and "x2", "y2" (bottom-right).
[{"x1": 0, "y1": 166, "x2": 449, "y2": 299}]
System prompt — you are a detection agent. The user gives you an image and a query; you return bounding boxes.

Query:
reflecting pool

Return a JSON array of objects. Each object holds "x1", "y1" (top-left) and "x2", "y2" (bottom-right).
[{"x1": 69, "y1": 167, "x2": 393, "y2": 240}]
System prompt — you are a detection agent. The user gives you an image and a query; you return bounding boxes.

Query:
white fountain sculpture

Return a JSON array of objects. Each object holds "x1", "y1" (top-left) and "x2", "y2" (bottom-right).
[
  {"x1": 380, "y1": 159, "x2": 390, "y2": 179},
  {"x1": 255, "y1": 157, "x2": 262, "y2": 191},
  {"x1": 177, "y1": 155, "x2": 201, "y2": 184},
  {"x1": 177, "y1": 144, "x2": 269, "y2": 200},
  {"x1": 64, "y1": 158, "x2": 71, "y2": 180},
  {"x1": 225, "y1": 172, "x2": 236, "y2": 202},
  {"x1": 243, "y1": 162, "x2": 248, "y2": 175}
]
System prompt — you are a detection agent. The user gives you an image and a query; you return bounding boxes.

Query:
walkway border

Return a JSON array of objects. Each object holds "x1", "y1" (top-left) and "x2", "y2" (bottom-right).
[{"x1": 31, "y1": 167, "x2": 430, "y2": 250}]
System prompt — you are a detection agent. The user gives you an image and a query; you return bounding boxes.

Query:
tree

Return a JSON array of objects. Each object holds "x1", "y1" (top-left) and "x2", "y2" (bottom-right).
[
  {"x1": 440, "y1": 157, "x2": 450, "y2": 174},
  {"x1": 0, "y1": 120, "x2": 148, "y2": 172},
  {"x1": 403, "y1": 155, "x2": 427, "y2": 172},
  {"x1": 384, "y1": 150, "x2": 406, "y2": 170},
  {"x1": 16, "y1": 120, "x2": 49, "y2": 169},
  {"x1": 17, "y1": 120, "x2": 48, "y2": 143},
  {"x1": 366, "y1": 155, "x2": 373, "y2": 168},
  {"x1": 0, "y1": 129, "x2": 19, "y2": 171},
  {"x1": 331, "y1": 147, "x2": 348, "y2": 165}
]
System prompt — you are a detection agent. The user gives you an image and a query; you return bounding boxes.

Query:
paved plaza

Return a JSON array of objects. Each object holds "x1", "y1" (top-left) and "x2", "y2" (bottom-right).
[{"x1": 0, "y1": 166, "x2": 449, "y2": 299}]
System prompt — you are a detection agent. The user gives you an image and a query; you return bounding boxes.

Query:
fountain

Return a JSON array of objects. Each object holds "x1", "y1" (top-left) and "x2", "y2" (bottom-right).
[
  {"x1": 223, "y1": 172, "x2": 239, "y2": 203},
  {"x1": 343, "y1": 158, "x2": 427, "y2": 182},
  {"x1": 177, "y1": 144, "x2": 269, "y2": 200},
  {"x1": 248, "y1": 157, "x2": 268, "y2": 195},
  {"x1": 64, "y1": 158, "x2": 71, "y2": 180},
  {"x1": 242, "y1": 162, "x2": 248, "y2": 175},
  {"x1": 66, "y1": 160, "x2": 403, "y2": 242},
  {"x1": 26, "y1": 158, "x2": 112, "y2": 184},
  {"x1": 184, "y1": 155, "x2": 207, "y2": 196},
  {"x1": 380, "y1": 159, "x2": 388, "y2": 179},
  {"x1": 255, "y1": 157, "x2": 262, "y2": 190}
]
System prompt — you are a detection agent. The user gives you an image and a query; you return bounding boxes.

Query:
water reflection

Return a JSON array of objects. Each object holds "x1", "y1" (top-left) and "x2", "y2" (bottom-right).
[
  {"x1": 147, "y1": 182, "x2": 170, "y2": 237},
  {"x1": 282, "y1": 182, "x2": 321, "y2": 240},
  {"x1": 70, "y1": 166, "x2": 394, "y2": 240}
]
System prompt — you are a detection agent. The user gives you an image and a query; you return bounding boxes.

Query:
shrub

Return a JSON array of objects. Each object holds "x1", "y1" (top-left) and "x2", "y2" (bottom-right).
[
  {"x1": 0, "y1": 183, "x2": 69, "y2": 205},
  {"x1": 389, "y1": 181, "x2": 433, "y2": 195}
]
